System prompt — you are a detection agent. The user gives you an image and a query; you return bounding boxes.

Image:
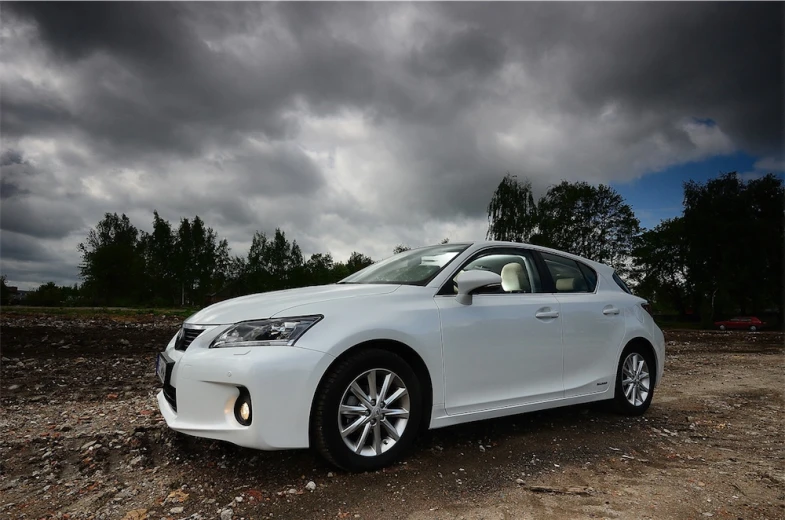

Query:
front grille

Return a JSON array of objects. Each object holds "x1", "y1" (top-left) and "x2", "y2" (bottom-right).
[
  {"x1": 174, "y1": 327, "x2": 206, "y2": 351},
  {"x1": 163, "y1": 384, "x2": 177, "y2": 412}
]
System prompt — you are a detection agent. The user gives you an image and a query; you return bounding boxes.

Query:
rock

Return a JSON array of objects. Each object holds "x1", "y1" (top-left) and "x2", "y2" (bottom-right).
[
  {"x1": 288, "y1": 488, "x2": 297, "y2": 494},
  {"x1": 220, "y1": 509, "x2": 233, "y2": 520},
  {"x1": 327, "y1": 472, "x2": 334, "y2": 478},
  {"x1": 305, "y1": 481, "x2": 316, "y2": 492},
  {"x1": 8, "y1": 384, "x2": 20, "y2": 391},
  {"x1": 170, "y1": 506, "x2": 184, "y2": 514},
  {"x1": 81, "y1": 440, "x2": 98, "y2": 451},
  {"x1": 234, "y1": 496, "x2": 243, "y2": 503},
  {"x1": 515, "y1": 479, "x2": 525, "y2": 485}
]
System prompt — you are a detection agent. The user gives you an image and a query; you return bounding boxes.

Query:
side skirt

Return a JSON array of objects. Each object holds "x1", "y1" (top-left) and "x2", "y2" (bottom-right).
[{"x1": 427, "y1": 389, "x2": 612, "y2": 430}]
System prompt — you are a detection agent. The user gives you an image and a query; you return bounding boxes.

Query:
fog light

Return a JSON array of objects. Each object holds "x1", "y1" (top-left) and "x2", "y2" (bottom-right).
[
  {"x1": 239, "y1": 402, "x2": 250, "y2": 421},
  {"x1": 234, "y1": 387, "x2": 252, "y2": 426}
]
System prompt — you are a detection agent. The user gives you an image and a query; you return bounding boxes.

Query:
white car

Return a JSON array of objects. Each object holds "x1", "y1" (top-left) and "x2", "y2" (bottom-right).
[{"x1": 156, "y1": 241, "x2": 664, "y2": 471}]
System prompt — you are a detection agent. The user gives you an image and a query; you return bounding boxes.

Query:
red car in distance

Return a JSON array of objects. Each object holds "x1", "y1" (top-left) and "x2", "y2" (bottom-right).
[{"x1": 714, "y1": 316, "x2": 766, "y2": 331}]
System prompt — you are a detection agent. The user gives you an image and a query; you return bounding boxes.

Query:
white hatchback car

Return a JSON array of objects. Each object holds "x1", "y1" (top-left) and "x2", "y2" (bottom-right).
[{"x1": 156, "y1": 241, "x2": 664, "y2": 471}]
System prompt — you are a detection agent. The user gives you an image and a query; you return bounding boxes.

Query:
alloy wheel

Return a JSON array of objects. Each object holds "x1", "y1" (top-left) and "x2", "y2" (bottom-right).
[
  {"x1": 338, "y1": 369, "x2": 410, "y2": 457},
  {"x1": 621, "y1": 353, "x2": 650, "y2": 407}
]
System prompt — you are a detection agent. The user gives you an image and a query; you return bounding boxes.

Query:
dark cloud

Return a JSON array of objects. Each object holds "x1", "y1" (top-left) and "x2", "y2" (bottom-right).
[
  {"x1": 1, "y1": 149, "x2": 24, "y2": 166},
  {"x1": 0, "y1": 231, "x2": 58, "y2": 262},
  {"x1": 439, "y1": 2, "x2": 784, "y2": 154},
  {"x1": 1, "y1": 197, "x2": 85, "y2": 239},
  {"x1": 0, "y1": 2, "x2": 782, "y2": 287}
]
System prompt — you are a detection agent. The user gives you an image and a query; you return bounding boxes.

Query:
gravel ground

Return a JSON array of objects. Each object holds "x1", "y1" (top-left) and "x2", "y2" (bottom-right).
[{"x1": 1, "y1": 311, "x2": 783, "y2": 520}]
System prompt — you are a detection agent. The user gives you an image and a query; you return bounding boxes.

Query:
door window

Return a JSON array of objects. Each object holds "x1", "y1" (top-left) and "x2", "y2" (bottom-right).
[
  {"x1": 540, "y1": 252, "x2": 595, "y2": 293},
  {"x1": 449, "y1": 249, "x2": 543, "y2": 294}
]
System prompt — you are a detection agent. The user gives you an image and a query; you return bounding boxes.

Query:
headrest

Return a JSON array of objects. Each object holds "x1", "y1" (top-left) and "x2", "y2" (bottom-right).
[
  {"x1": 501, "y1": 263, "x2": 524, "y2": 292},
  {"x1": 555, "y1": 278, "x2": 575, "y2": 291}
]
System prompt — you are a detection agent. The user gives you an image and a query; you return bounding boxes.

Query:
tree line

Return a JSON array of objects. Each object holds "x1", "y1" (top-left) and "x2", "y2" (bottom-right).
[
  {"x1": 63, "y1": 211, "x2": 377, "y2": 307},
  {"x1": 3, "y1": 171, "x2": 782, "y2": 328},
  {"x1": 486, "y1": 172, "x2": 783, "y2": 325}
]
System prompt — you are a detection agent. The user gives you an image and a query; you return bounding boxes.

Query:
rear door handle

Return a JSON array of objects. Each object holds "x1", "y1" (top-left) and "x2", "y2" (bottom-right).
[
  {"x1": 535, "y1": 308, "x2": 560, "y2": 319},
  {"x1": 603, "y1": 306, "x2": 620, "y2": 316}
]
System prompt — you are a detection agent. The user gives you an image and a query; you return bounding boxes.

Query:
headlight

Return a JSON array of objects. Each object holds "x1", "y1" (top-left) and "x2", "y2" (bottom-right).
[{"x1": 210, "y1": 315, "x2": 322, "y2": 348}]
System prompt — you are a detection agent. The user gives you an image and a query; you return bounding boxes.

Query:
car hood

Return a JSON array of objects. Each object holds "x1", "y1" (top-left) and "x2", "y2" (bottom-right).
[{"x1": 186, "y1": 284, "x2": 401, "y2": 325}]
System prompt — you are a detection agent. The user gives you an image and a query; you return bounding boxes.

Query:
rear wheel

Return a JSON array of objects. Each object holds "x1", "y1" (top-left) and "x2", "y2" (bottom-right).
[
  {"x1": 613, "y1": 346, "x2": 655, "y2": 415},
  {"x1": 310, "y1": 348, "x2": 423, "y2": 471}
]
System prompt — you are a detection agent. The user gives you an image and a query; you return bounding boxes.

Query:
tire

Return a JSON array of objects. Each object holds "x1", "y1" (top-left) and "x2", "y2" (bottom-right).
[
  {"x1": 719, "y1": 325, "x2": 726, "y2": 331},
  {"x1": 310, "y1": 348, "x2": 423, "y2": 471},
  {"x1": 613, "y1": 345, "x2": 655, "y2": 416},
  {"x1": 749, "y1": 325, "x2": 757, "y2": 332}
]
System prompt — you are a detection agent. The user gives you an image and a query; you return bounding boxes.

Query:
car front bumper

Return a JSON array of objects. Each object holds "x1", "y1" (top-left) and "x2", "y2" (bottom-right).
[{"x1": 156, "y1": 331, "x2": 335, "y2": 450}]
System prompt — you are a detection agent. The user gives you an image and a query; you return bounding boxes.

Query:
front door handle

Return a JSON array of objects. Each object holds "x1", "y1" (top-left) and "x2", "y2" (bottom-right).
[
  {"x1": 603, "y1": 306, "x2": 620, "y2": 316},
  {"x1": 535, "y1": 308, "x2": 560, "y2": 319}
]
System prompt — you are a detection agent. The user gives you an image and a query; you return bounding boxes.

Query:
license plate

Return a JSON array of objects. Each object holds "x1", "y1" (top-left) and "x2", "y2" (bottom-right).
[{"x1": 156, "y1": 353, "x2": 170, "y2": 385}]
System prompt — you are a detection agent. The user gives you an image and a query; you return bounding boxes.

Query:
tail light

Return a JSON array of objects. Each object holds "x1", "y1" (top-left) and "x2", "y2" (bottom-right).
[{"x1": 641, "y1": 303, "x2": 653, "y2": 316}]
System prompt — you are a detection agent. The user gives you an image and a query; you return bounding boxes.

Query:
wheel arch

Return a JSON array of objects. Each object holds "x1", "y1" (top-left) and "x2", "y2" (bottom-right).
[
  {"x1": 309, "y1": 339, "x2": 434, "y2": 435},
  {"x1": 622, "y1": 336, "x2": 658, "y2": 387}
]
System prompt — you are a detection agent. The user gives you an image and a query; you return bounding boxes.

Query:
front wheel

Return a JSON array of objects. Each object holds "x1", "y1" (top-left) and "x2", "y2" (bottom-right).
[
  {"x1": 310, "y1": 348, "x2": 423, "y2": 471},
  {"x1": 613, "y1": 346, "x2": 655, "y2": 416}
]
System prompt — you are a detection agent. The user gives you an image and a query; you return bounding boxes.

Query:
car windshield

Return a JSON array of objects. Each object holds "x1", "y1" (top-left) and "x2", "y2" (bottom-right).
[{"x1": 340, "y1": 244, "x2": 470, "y2": 285}]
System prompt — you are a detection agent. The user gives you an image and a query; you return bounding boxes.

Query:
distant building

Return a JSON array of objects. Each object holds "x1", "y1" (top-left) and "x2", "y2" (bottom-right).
[{"x1": 8, "y1": 287, "x2": 30, "y2": 303}]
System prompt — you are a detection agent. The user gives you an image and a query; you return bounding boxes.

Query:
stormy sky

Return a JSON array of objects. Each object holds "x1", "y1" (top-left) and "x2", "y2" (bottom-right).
[{"x1": 1, "y1": 2, "x2": 783, "y2": 289}]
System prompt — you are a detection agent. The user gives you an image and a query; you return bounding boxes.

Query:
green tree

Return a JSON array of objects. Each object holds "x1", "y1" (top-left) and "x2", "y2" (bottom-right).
[
  {"x1": 486, "y1": 174, "x2": 538, "y2": 242},
  {"x1": 1, "y1": 275, "x2": 12, "y2": 306},
  {"x1": 682, "y1": 172, "x2": 784, "y2": 323},
  {"x1": 139, "y1": 211, "x2": 178, "y2": 304},
  {"x1": 346, "y1": 251, "x2": 373, "y2": 274},
  {"x1": 245, "y1": 231, "x2": 271, "y2": 293},
  {"x1": 632, "y1": 218, "x2": 692, "y2": 315},
  {"x1": 393, "y1": 244, "x2": 411, "y2": 254},
  {"x1": 331, "y1": 261, "x2": 351, "y2": 281},
  {"x1": 304, "y1": 253, "x2": 335, "y2": 286},
  {"x1": 244, "y1": 228, "x2": 303, "y2": 293},
  {"x1": 25, "y1": 282, "x2": 81, "y2": 306},
  {"x1": 265, "y1": 228, "x2": 303, "y2": 290},
  {"x1": 78, "y1": 213, "x2": 145, "y2": 305},
  {"x1": 532, "y1": 182, "x2": 640, "y2": 274},
  {"x1": 173, "y1": 216, "x2": 230, "y2": 305}
]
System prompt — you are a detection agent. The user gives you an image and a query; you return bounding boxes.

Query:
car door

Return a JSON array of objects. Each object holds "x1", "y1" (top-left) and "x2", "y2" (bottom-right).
[
  {"x1": 435, "y1": 247, "x2": 564, "y2": 416},
  {"x1": 538, "y1": 252, "x2": 627, "y2": 399}
]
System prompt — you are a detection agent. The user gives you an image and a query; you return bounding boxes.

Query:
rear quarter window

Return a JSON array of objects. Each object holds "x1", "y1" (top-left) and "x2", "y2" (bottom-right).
[
  {"x1": 612, "y1": 273, "x2": 633, "y2": 294},
  {"x1": 577, "y1": 262, "x2": 598, "y2": 292}
]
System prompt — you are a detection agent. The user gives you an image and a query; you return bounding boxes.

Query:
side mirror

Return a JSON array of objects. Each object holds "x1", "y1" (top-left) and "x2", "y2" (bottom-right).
[{"x1": 455, "y1": 270, "x2": 502, "y2": 305}]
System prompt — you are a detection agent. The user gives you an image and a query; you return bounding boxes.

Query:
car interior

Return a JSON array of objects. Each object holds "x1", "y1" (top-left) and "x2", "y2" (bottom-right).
[{"x1": 453, "y1": 254, "x2": 540, "y2": 294}]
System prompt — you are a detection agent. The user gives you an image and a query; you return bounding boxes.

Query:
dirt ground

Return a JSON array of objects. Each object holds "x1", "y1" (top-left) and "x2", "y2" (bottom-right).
[{"x1": 1, "y1": 311, "x2": 783, "y2": 520}]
